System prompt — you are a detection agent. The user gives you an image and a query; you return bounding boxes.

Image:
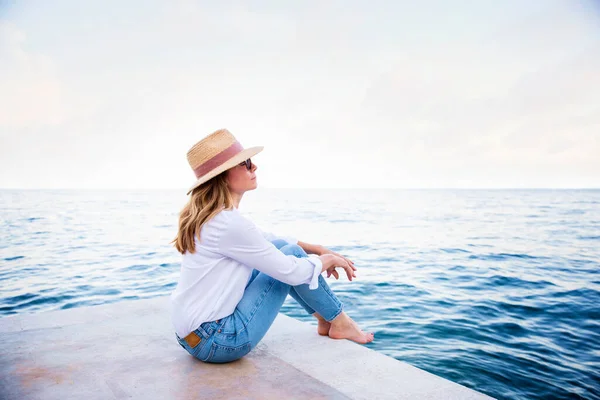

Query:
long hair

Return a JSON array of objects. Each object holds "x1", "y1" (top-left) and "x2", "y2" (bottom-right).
[{"x1": 172, "y1": 172, "x2": 234, "y2": 254}]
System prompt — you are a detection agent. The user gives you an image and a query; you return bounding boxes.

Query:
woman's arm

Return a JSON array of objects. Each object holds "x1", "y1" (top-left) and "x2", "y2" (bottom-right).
[
  {"x1": 297, "y1": 241, "x2": 325, "y2": 255},
  {"x1": 298, "y1": 241, "x2": 356, "y2": 280},
  {"x1": 219, "y1": 213, "x2": 356, "y2": 286},
  {"x1": 219, "y1": 213, "x2": 322, "y2": 289},
  {"x1": 258, "y1": 227, "x2": 297, "y2": 245}
]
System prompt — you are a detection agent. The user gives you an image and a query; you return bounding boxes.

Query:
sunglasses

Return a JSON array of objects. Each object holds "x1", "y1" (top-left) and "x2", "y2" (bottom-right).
[{"x1": 238, "y1": 158, "x2": 253, "y2": 171}]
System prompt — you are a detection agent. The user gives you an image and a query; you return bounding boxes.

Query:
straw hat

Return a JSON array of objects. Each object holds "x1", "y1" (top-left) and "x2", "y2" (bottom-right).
[{"x1": 185, "y1": 129, "x2": 263, "y2": 194}]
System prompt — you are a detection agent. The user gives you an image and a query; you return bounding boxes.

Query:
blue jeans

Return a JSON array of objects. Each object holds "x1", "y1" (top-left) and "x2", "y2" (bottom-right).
[{"x1": 176, "y1": 240, "x2": 344, "y2": 363}]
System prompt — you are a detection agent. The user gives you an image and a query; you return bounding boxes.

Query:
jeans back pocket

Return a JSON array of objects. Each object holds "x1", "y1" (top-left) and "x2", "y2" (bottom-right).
[
  {"x1": 191, "y1": 336, "x2": 213, "y2": 361},
  {"x1": 177, "y1": 332, "x2": 212, "y2": 362}
]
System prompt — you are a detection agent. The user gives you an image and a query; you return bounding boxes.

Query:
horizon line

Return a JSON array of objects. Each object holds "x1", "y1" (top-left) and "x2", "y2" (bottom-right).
[{"x1": 1, "y1": 187, "x2": 599, "y2": 191}]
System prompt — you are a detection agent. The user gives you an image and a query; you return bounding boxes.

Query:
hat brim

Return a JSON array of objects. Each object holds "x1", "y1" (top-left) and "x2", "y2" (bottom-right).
[{"x1": 186, "y1": 146, "x2": 264, "y2": 195}]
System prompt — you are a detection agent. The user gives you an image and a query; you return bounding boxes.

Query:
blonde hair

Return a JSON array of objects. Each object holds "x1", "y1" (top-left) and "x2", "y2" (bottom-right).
[{"x1": 172, "y1": 172, "x2": 234, "y2": 254}]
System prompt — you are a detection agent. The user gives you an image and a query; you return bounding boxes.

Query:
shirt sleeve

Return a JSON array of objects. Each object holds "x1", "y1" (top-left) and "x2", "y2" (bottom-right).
[
  {"x1": 257, "y1": 227, "x2": 298, "y2": 245},
  {"x1": 218, "y1": 212, "x2": 321, "y2": 289}
]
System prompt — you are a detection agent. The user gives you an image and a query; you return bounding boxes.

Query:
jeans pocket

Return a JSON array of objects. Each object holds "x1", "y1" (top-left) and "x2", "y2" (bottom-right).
[
  {"x1": 190, "y1": 337, "x2": 212, "y2": 362},
  {"x1": 207, "y1": 342, "x2": 251, "y2": 364}
]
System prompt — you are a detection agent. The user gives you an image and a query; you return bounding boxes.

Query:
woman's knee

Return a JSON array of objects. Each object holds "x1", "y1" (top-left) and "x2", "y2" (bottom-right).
[
  {"x1": 270, "y1": 239, "x2": 288, "y2": 249},
  {"x1": 279, "y1": 243, "x2": 307, "y2": 257}
]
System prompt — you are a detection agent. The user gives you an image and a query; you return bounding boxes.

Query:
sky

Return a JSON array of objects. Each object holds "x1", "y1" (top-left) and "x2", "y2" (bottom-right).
[{"x1": 1, "y1": 0, "x2": 599, "y2": 189}]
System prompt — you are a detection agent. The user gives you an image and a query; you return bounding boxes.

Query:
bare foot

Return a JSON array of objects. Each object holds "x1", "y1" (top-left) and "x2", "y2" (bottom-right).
[
  {"x1": 314, "y1": 313, "x2": 331, "y2": 336},
  {"x1": 328, "y1": 312, "x2": 374, "y2": 344},
  {"x1": 318, "y1": 319, "x2": 331, "y2": 336}
]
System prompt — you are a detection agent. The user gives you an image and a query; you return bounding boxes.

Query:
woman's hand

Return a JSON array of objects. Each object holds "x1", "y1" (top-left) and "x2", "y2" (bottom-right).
[
  {"x1": 317, "y1": 246, "x2": 355, "y2": 279},
  {"x1": 319, "y1": 254, "x2": 357, "y2": 281}
]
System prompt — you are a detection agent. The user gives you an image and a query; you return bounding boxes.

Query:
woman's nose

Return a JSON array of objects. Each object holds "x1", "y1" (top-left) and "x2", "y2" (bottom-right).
[{"x1": 252, "y1": 162, "x2": 258, "y2": 172}]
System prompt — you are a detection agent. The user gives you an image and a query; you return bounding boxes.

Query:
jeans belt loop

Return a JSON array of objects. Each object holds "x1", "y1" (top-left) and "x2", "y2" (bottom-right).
[{"x1": 184, "y1": 331, "x2": 202, "y2": 348}]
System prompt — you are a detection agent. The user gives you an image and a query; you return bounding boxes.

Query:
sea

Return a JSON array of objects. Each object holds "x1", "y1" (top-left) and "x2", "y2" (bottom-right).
[{"x1": 1, "y1": 188, "x2": 599, "y2": 400}]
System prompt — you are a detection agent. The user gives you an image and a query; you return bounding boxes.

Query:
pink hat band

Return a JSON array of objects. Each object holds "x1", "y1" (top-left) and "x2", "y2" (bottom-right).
[{"x1": 193, "y1": 141, "x2": 243, "y2": 179}]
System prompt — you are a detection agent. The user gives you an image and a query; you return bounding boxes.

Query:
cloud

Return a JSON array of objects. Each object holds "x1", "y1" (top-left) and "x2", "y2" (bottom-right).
[
  {"x1": 0, "y1": 1, "x2": 598, "y2": 188},
  {"x1": 352, "y1": 7, "x2": 600, "y2": 172},
  {"x1": 0, "y1": 21, "x2": 66, "y2": 132}
]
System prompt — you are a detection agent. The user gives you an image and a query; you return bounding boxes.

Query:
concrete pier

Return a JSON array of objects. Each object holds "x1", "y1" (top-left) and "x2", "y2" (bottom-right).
[{"x1": 0, "y1": 296, "x2": 493, "y2": 399}]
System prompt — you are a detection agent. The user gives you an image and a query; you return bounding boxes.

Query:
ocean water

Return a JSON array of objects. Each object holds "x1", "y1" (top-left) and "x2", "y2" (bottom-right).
[{"x1": 1, "y1": 188, "x2": 599, "y2": 400}]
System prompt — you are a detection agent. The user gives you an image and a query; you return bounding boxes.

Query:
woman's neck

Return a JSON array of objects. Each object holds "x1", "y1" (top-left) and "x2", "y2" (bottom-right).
[{"x1": 231, "y1": 192, "x2": 243, "y2": 209}]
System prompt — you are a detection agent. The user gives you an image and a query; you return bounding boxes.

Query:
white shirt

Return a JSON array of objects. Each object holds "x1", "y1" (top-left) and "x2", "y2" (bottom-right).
[{"x1": 170, "y1": 208, "x2": 323, "y2": 338}]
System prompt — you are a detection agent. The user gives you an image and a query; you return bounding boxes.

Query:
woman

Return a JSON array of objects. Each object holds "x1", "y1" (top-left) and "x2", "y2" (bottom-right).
[{"x1": 170, "y1": 128, "x2": 374, "y2": 363}]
